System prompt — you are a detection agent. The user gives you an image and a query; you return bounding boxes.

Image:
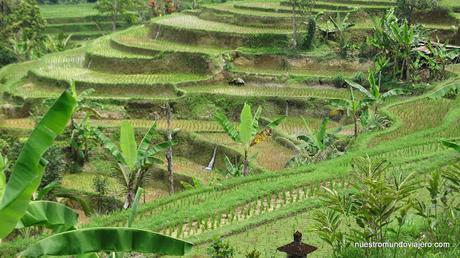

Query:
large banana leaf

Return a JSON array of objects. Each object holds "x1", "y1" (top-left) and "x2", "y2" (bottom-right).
[
  {"x1": 21, "y1": 227, "x2": 193, "y2": 257},
  {"x1": 317, "y1": 117, "x2": 329, "y2": 149},
  {"x1": 429, "y1": 82, "x2": 460, "y2": 99},
  {"x1": 346, "y1": 79, "x2": 373, "y2": 99},
  {"x1": 442, "y1": 140, "x2": 460, "y2": 152},
  {"x1": 16, "y1": 201, "x2": 78, "y2": 233},
  {"x1": 137, "y1": 122, "x2": 158, "y2": 164},
  {"x1": 267, "y1": 116, "x2": 286, "y2": 129},
  {"x1": 0, "y1": 154, "x2": 6, "y2": 200},
  {"x1": 0, "y1": 88, "x2": 76, "y2": 239},
  {"x1": 127, "y1": 187, "x2": 144, "y2": 227},
  {"x1": 214, "y1": 111, "x2": 239, "y2": 142},
  {"x1": 141, "y1": 141, "x2": 175, "y2": 166},
  {"x1": 120, "y1": 121, "x2": 137, "y2": 170},
  {"x1": 94, "y1": 128, "x2": 125, "y2": 165},
  {"x1": 239, "y1": 103, "x2": 253, "y2": 145},
  {"x1": 251, "y1": 106, "x2": 262, "y2": 137}
]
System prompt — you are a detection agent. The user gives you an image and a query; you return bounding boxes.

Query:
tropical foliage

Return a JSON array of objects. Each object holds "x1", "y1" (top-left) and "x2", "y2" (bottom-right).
[
  {"x1": 0, "y1": 87, "x2": 76, "y2": 239},
  {"x1": 95, "y1": 121, "x2": 172, "y2": 208},
  {"x1": 215, "y1": 103, "x2": 285, "y2": 176},
  {"x1": 330, "y1": 88, "x2": 366, "y2": 138},
  {"x1": 346, "y1": 69, "x2": 405, "y2": 113},
  {"x1": 289, "y1": 117, "x2": 342, "y2": 166}
]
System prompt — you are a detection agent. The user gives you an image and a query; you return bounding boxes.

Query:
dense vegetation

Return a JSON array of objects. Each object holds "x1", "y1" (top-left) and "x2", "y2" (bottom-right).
[{"x1": 1, "y1": 0, "x2": 460, "y2": 257}]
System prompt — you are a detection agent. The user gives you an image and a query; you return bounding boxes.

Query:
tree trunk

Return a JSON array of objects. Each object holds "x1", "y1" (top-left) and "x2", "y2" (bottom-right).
[
  {"x1": 243, "y1": 149, "x2": 249, "y2": 176},
  {"x1": 112, "y1": 0, "x2": 118, "y2": 31},
  {"x1": 291, "y1": 1, "x2": 297, "y2": 48},
  {"x1": 205, "y1": 145, "x2": 218, "y2": 171},
  {"x1": 353, "y1": 115, "x2": 358, "y2": 138},
  {"x1": 124, "y1": 189, "x2": 135, "y2": 209},
  {"x1": 166, "y1": 102, "x2": 174, "y2": 194}
]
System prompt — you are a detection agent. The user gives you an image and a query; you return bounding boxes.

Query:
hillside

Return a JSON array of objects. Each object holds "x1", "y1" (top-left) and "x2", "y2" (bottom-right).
[{"x1": 0, "y1": 0, "x2": 460, "y2": 257}]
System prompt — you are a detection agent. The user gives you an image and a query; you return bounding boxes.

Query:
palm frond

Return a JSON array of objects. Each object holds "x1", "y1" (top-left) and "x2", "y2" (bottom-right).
[
  {"x1": 346, "y1": 80, "x2": 372, "y2": 99},
  {"x1": 94, "y1": 128, "x2": 126, "y2": 165},
  {"x1": 214, "y1": 111, "x2": 239, "y2": 142}
]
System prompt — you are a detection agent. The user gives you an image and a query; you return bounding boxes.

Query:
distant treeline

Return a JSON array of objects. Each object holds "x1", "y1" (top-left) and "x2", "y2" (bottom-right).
[{"x1": 37, "y1": 0, "x2": 97, "y2": 4}]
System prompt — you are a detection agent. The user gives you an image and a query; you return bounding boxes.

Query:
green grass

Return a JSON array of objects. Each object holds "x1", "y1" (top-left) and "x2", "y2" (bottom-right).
[
  {"x1": 232, "y1": 65, "x2": 360, "y2": 79},
  {"x1": 88, "y1": 37, "x2": 155, "y2": 59},
  {"x1": 32, "y1": 66, "x2": 205, "y2": 84},
  {"x1": 153, "y1": 14, "x2": 290, "y2": 34},
  {"x1": 111, "y1": 26, "x2": 226, "y2": 55},
  {"x1": 369, "y1": 98, "x2": 454, "y2": 146},
  {"x1": 198, "y1": 132, "x2": 294, "y2": 170},
  {"x1": 185, "y1": 84, "x2": 353, "y2": 99},
  {"x1": 39, "y1": 3, "x2": 99, "y2": 18}
]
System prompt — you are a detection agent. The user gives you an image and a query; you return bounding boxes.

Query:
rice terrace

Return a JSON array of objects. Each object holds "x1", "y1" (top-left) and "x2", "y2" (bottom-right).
[{"x1": 1, "y1": 0, "x2": 460, "y2": 257}]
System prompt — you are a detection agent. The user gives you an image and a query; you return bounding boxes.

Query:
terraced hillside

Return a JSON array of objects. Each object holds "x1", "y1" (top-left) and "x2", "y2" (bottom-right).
[
  {"x1": 0, "y1": 0, "x2": 460, "y2": 257},
  {"x1": 40, "y1": 3, "x2": 130, "y2": 41}
]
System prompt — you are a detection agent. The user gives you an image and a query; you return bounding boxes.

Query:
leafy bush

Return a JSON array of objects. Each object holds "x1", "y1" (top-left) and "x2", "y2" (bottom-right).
[
  {"x1": 301, "y1": 16, "x2": 317, "y2": 50},
  {"x1": 40, "y1": 146, "x2": 66, "y2": 189},
  {"x1": 332, "y1": 74, "x2": 346, "y2": 88},
  {"x1": 207, "y1": 238, "x2": 235, "y2": 258},
  {"x1": 243, "y1": 34, "x2": 288, "y2": 48}
]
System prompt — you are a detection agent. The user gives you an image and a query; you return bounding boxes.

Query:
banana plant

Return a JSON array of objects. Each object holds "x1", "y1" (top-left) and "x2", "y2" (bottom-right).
[
  {"x1": 346, "y1": 69, "x2": 405, "y2": 113},
  {"x1": 288, "y1": 117, "x2": 342, "y2": 166},
  {"x1": 69, "y1": 87, "x2": 101, "y2": 166},
  {"x1": 328, "y1": 12, "x2": 354, "y2": 57},
  {"x1": 0, "y1": 154, "x2": 7, "y2": 200},
  {"x1": 0, "y1": 87, "x2": 77, "y2": 239},
  {"x1": 330, "y1": 88, "x2": 367, "y2": 138},
  {"x1": 20, "y1": 187, "x2": 193, "y2": 257},
  {"x1": 95, "y1": 121, "x2": 172, "y2": 208},
  {"x1": 16, "y1": 200, "x2": 79, "y2": 233},
  {"x1": 214, "y1": 103, "x2": 285, "y2": 176},
  {"x1": 21, "y1": 227, "x2": 193, "y2": 257}
]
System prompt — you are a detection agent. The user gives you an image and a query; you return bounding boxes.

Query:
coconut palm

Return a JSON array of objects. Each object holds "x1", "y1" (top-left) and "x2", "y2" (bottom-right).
[
  {"x1": 95, "y1": 121, "x2": 172, "y2": 208},
  {"x1": 346, "y1": 70, "x2": 405, "y2": 113},
  {"x1": 214, "y1": 103, "x2": 285, "y2": 176}
]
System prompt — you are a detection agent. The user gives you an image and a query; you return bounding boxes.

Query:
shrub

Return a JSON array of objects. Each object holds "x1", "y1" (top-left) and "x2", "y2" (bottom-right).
[
  {"x1": 352, "y1": 71, "x2": 366, "y2": 86},
  {"x1": 332, "y1": 74, "x2": 346, "y2": 88},
  {"x1": 302, "y1": 17, "x2": 317, "y2": 50},
  {"x1": 207, "y1": 238, "x2": 235, "y2": 258},
  {"x1": 245, "y1": 249, "x2": 261, "y2": 258},
  {"x1": 40, "y1": 146, "x2": 66, "y2": 189}
]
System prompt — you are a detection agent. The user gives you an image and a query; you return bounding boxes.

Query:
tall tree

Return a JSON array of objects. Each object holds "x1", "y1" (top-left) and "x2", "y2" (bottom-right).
[
  {"x1": 165, "y1": 102, "x2": 174, "y2": 194},
  {"x1": 96, "y1": 0, "x2": 135, "y2": 31},
  {"x1": 396, "y1": 0, "x2": 438, "y2": 25},
  {"x1": 95, "y1": 121, "x2": 172, "y2": 208},
  {"x1": 0, "y1": 0, "x2": 46, "y2": 62},
  {"x1": 215, "y1": 104, "x2": 285, "y2": 176}
]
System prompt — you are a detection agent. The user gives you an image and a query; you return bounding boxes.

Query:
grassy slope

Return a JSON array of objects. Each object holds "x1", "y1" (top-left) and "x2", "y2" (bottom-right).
[{"x1": 1, "y1": 1, "x2": 460, "y2": 256}]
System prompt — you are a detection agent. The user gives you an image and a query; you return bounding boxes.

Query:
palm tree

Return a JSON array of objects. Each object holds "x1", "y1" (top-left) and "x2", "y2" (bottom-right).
[
  {"x1": 330, "y1": 88, "x2": 367, "y2": 138},
  {"x1": 215, "y1": 103, "x2": 285, "y2": 176},
  {"x1": 346, "y1": 70, "x2": 405, "y2": 113},
  {"x1": 95, "y1": 121, "x2": 172, "y2": 208}
]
